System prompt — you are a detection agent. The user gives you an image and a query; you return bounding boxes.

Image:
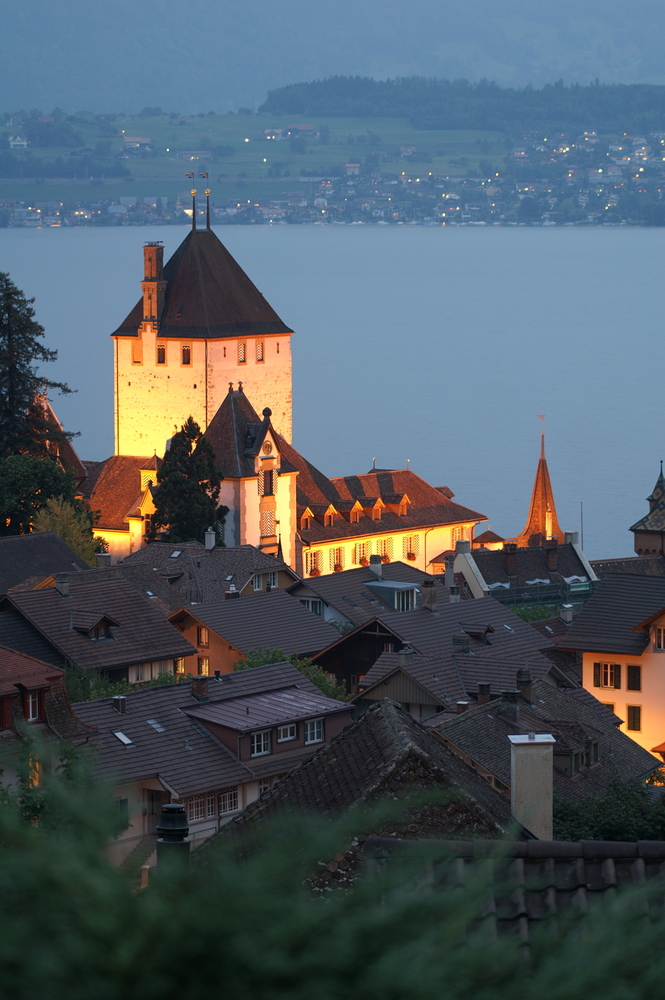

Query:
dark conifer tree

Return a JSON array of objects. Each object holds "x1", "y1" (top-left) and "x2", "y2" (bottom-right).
[
  {"x1": 149, "y1": 416, "x2": 223, "y2": 543},
  {"x1": 0, "y1": 272, "x2": 73, "y2": 459}
]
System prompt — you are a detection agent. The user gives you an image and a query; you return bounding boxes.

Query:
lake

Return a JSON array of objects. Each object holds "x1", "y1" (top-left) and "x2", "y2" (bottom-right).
[{"x1": 1, "y1": 223, "x2": 664, "y2": 560}]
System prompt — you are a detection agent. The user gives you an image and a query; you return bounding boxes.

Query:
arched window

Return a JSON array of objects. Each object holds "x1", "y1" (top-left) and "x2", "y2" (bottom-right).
[{"x1": 182, "y1": 345, "x2": 191, "y2": 365}]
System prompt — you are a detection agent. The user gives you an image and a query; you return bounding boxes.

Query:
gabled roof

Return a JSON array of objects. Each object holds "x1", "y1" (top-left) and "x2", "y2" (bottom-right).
[
  {"x1": 184, "y1": 687, "x2": 348, "y2": 732},
  {"x1": 111, "y1": 229, "x2": 293, "y2": 340},
  {"x1": 0, "y1": 644, "x2": 64, "y2": 696},
  {"x1": 83, "y1": 455, "x2": 159, "y2": 532},
  {"x1": 202, "y1": 386, "x2": 295, "y2": 479},
  {"x1": 469, "y1": 543, "x2": 590, "y2": 589},
  {"x1": 169, "y1": 589, "x2": 340, "y2": 657},
  {"x1": 0, "y1": 533, "x2": 89, "y2": 597},
  {"x1": 1, "y1": 577, "x2": 195, "y2": 672},
  {"x1": 591, "y1": 554, "x2": 665, "y2": 578},
  {"x1": 557, "y1": 574, "x2": 665, "y2": 655},
  {"x1": 431, "y1": 678, "x2": 659, "y2": 798},
  {"x1": 516, "y1": 435, "x2": 565, "y2": 547}
]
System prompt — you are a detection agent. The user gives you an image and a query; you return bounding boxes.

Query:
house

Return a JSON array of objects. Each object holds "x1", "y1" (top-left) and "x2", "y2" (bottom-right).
[
  {"x1": 313, "y1": 594, "x2": 561, "y2": 697},
  {"x1": 73, "y1": 663, "x2": 353, "y2": 860},
  {"x1": 429, "y1": 674, "x2": 659, "y2": 798},
  {"x1": 0, "y1": 645, "x2": 93, "y2": 785},
  {"x1": 557, "y1": 573, "x2": 665, "y2": 756},
  {"x1": 167, "y1": 588, "x2": 341, "y2": 675},
  {"x1": 0, "y1": 574, "x2": 195, "y2": 685},
  {"x1": 82, "y1": 455, "x2": 160, "y2": 562},
  {"x1": 8, "y1": 135, "x2": 28, "y2": 149},
  {"x1": 0, "y1": 532, "x2": 89, "y2": 597},
  {"x1": 199, "y1": 698, "x2": 515, "y2": 887}
]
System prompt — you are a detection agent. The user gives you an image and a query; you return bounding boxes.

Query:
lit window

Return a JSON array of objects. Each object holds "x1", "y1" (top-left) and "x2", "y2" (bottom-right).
[
  {"x1": 627, "y1": 705, "x2": 642, "y2": 731},
  {"x1": 238, "y1": 342, "x2": 246, "y2": 364},
  {"x1": 305, "y1": 550, "x2": 321, "y2": 575},
  {"x1": 182, "y1": 345, "x2": 191, "y2": 365},
  {"x1": 261, "y1": 510, "x2": 276, "y2": 537},
  {"x1": 27, "y1": 692, "x2": 40, "y2": 722},
  {"x1": 197, "y1": 657, "x2": 209, "y2": 676},
  {"x1": 220, "y1": 786, "x2": 239, "y2": 814},
  {"x1": 157, "y1": 344, "x2": 166, "y2": 364},
  {"x1": 197, "y1": 626, "x2": 209, "y2": 647},
  {"x1": 253, "y1": 574, "x2": 262, "y2": 591},
  {"x1": 330, "y1": 547, "x2": 344, "y2": 572},
  {"x1": 304, "y1": 718, "x2": 323, "y2": 744},
  {"x1": 403, "y1": 535, "x2": 419, "y2": 559},
  {"x1": 278, "y1": 723, "x2": 296, "y2": 742},
  {"x1": 256, "y1": 341, "x2": 264, "y2": 362},
  {"x1": 175, "y1": 658, "x2": 185, "y2": 674},
  {"x1": 250, "y1": 730, "x2": 271, "y2": 756}
]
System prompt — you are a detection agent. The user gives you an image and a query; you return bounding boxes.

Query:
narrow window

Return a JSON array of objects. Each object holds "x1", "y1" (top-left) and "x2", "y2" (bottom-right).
[
  {"x1": 627, "y1": 664, "x2": 641, "y2": 691},
  {"x1": 219, "y1": 786, "x2": 239, "y2": 813},
  {"x1": 250, "y1": 730, "x2": 271, "y2": 757},
  {"x1": 206, "y1": 791, "x2": 217, "y2": 818},
  {"x1": 304, "y1": 718, "x2": 324, "y2": 744},
  {"x1": 261, "y1": 510, "x2": 276, "y2": 537},
  {"x1": 27, "y1": 692, "x2": 40, "y2": 722},
  {"x1": 238, "y1": 342, "x2": 246, "y2": 364},
  {"x1": 266, "y1": 572, "x2": 276, "y2": 589},
  {"x1": 305, "y1": 550, "x2": 321, "y2": 575},
  {"x1": 656, "y1": 627, "x2": 665, "y2": 650},
  {"x1": 197, "y1": 656, "x2": 209, "y2": 676},
  {"x1": 276, "y1": 342, "x2": 280, "y2": 354},
  {"x1": 256, "y1": 341, "x2": 264, "y2": 362},
  {"x1": 157, "y1": 344, "x2": 166, "y2": 364},
  {"x1": 627, "y1": 705, "x2": 642, "y2": 731},
  {"x1": 188, "y1": 794, "x2": 205, "y2": 821},
  {"x1": 197, "y1": 626, "x2": 209, "y2": 647},
  {"x1": 259, "y1": 778, "x2": 272, "y2": 794},
  {"x1": 253, "y1": 574, "x2": 262, "y2": 591},
  {"x1": 182, "y1": 345, "x2": 191, "y2": 365},
  {"x1": 330, "y1": 547, "x2": 344, "y2": 572}
]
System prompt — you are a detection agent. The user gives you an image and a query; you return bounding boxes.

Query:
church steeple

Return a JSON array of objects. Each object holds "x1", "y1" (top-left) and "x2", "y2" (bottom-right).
[
  {"x1": 647, "y1": 461, "x2": 665, "y2": 511},
  {"x1": 516, "y1": 434, "x2": 565, "y2": 547}
]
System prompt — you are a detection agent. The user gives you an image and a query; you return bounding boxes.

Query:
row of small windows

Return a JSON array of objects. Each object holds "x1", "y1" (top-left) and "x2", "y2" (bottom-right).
[
  {"x1": 237, "y1": 341, "x2": 264, "y2": 364},
  {"x1": 135, "y1": 340, "x2": 280, "y2": 367},
  {"x1": 153, "y1": 344, "x2": 192, "y2": 366},
  {"x1": 592, "y1": 662, "x2": 641, "y2": 691},
  {"x1": 250, "y1": 719, "x2": 324, "y2": 757},
  {"x1": 179, "y1": 788, "x2": 240, "y2": 822},
  {"x1": 304, "y1": 535, "x2": 421, "y2": 575},
  {"x1": 602, "y1": 702, "x2": 642, "y2": 731}
]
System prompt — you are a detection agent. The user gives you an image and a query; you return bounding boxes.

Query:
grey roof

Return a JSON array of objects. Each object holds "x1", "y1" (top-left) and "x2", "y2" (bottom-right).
[
  {"x1": 430, "y1": 678, "x2": 660, "y2": 798},
  {"x1": 557, "y1": 574, "x2": 665, "y2": 655},
  {"x1": 0, "y1": 532, "x2": 89, "y2": 596},
  {"x1": 0, "y1": 577, "x2": 195, "y2": 672},
  {"x1": 469, "y1": 543, "x2": 589, "y2": 589},
  {"x1": 591, "y1": 555, "x2": 665, "y2": 578},
  {"x1": 169, "y1": 589, "x2": 340, "y2": 657},
  {"x1": 185, "y1": 687, "x2": 348, "y2": 731},
  {"x1": 73, "y1": 662, "x2": 327, "y2": 796}
]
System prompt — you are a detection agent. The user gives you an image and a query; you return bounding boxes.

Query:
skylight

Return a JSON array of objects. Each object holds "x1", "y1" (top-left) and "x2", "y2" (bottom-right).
[
  {"x1": 170, "y1": 550, "x2": 182, "y2": 559},
  {"x1": 225, "y1": 574, "x2": 235, "y2": 581},
  {"x1": 147, "y1": 719, "x2": 165, "y2": 732},
  {"x1": 113, "y1": 731, "x2": 134, "y2": 747},
  {"x1": 502, "y1": 624, "x2": 514, "y2": 632}
]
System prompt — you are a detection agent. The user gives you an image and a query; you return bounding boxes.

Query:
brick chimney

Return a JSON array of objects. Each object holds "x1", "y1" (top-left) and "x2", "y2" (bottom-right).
[
  {"x1": 503, "y1": 543, "x2": 517, "y2": 577},
  {"x1": 398, "y1": 644, "x2": 415, "y2": 668},
  {"x1": 141, "y1": 243, "x2": 167, "y2": 321},
  {"x1": 500, "y1": 689, "x2": 520, "y2": 723},
  {"x1": 191, "y1": 676, "x2": 209, "y2": 702},
  {"x1": 516, "y1": 667, "x2": 532, "y2": 704},
  {"x1": 545, "y1": 539, "x2": 558, "y2": 571},
  {"x1": 420, "y1": 579, "x2": 437, "y2": 613},
  {"x1": 456, "y1": 700, "x2": 469, "y2": 714},
  {"x1": 369, "y1": 554, "x2": 383, "y2": 579},
  {"x1": 508, "y1": 733, "x2": 555, "y2": 840},
  {"x1": 477, "y1": 681, "x2": 490, "y2": 705}
]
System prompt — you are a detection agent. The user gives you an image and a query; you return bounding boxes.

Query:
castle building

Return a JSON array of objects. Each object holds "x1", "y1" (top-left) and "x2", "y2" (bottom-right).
[
  {"x1": 515, "y1": 434, "x2": 564, "y2": 547},
  {"x1": 630, "y1": 464, "x2": 665, "y2": 556}
]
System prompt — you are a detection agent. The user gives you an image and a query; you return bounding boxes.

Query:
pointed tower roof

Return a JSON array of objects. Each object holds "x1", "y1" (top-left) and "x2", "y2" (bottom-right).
[
  {"x1": 630, "y1": 463, "x2": 665, "y2": 536},
  {"x1": 112, "y1": 229, "x2": 293, "y2": 340},
  {"x1": 516, "y1": 435, "x2": 565, "y2": 547},
  {"x1": 203, "y1": 384, "x2": 296, "y2": 480},
  {"x1": 647, "y1": 462, "x2": 665, "y2": 508}
]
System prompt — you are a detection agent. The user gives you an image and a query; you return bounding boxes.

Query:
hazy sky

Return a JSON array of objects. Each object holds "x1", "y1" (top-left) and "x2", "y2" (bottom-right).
[{"x1": 2, "y1": 0, "x2": 665, "y2": 114}]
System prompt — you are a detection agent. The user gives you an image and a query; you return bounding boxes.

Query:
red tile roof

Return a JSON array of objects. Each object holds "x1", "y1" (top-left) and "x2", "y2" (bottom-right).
[
  {"x1": 0, "y1": 645, "x2": 63, "y2": 696},
  {"x1": 84, "y1": 455, "x2": 158, "y2": 531}
]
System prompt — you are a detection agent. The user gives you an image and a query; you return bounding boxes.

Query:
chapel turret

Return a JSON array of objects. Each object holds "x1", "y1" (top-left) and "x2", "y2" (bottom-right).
[
  {"x1": 112, "y1": 228, "x2": 293, "y2": 457},
  {"x1": 516, "y1": 434, "x2": 565, "y2": 547}
]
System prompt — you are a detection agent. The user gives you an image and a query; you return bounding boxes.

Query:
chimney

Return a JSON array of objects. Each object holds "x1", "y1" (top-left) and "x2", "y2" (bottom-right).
[
  {"x1": 112, "y1": 695, "x2": 127, "y2": 714},
  {"x1": 545, "y1": 539, "x2": 558, "y2": 572},
  {"x1": 156, "y1": 803, "x2": 190, "y2": 867},
  {"x1": 225, "y1": 585, "x2": 240, "y2": 600},
  {"x1": 516, "y1": 667, "x2": 532, "y2": 704},
  {"x1": 559, "y1": 603, "x2": 573, "y2": 624},
  {"x1": 500, "y1": 689, "x2": 520, "y2": 723},
  {"x1": 508, "y1": 733, "x2": 555, "y2": 840},
  {"x1": 456, "y1": 700, "x2": 469, "y2": 714},
  {"x1": 141, "y1": 243, "x2": 167, "y2": 321},
  {"x1": 420, "y1": 578, "x2": 437, "y2": 613},
  {"x1": 564, "y1": 531, "x2": 579, "y2": 545},
  {"x1": 449, "y1": 585, "x2": 460, "y2": 604},
  {"x1": 205, "y1": 528, "x2": 216, "y2": 551},
  {"x1": 477, "y1": 681, "x2": 490, "y2": 705},
  {"x1": 503, "y1": 543, "x2": 517, "y2": 577},
  {"x1": 96, "y1": 552, "x2": 112, "y2": 569},
  {"x1": 444, "y1": 553, "x2": 455, "y2": 587},
  {"x1": 452, "y1": 632, "x2": 470, "y2": 653},
  {"x1": 455, "y1": 539, "x2": 471, "y2": 554},
  {"x1": 54, "y1": 572, "x2": 69, "y2": 598},
  {"x1": 368, "y1": 554, "x2": 383, "y2": 579},
  {"x1": 143, "y1": 242, "x2": 164, "y2": 280},
  {"x1": 191, "y1": 676, "x2": 209, "y2": 702},
  {"x1": 398, "y1": 644, "x2": 415, "y2": 668}
]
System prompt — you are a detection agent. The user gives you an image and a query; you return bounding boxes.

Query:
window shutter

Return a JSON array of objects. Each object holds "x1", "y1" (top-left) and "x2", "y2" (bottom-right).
[
  {"x1": 593, "y1": 662, "x2": 600, "y2": 687},
  {"x1": 614, "y1": 664, "x2": 622, "y2": 689}
]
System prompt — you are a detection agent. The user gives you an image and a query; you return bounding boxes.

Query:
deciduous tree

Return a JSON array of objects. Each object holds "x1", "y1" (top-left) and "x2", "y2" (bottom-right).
[{"x1": 0, "y1": 454, "x2": 77, "y2": 535}]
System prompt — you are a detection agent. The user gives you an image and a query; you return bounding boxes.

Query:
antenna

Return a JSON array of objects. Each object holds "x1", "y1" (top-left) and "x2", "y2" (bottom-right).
[
  {"x1": 537, "y1": 412, "x2": 545, "y2": 457},
  {"x1": 186, "y1": 173, "x2": 196, "y2": 230},
  {"x1": 200, "y1": 173, "x2": 210, "y2": 229}
]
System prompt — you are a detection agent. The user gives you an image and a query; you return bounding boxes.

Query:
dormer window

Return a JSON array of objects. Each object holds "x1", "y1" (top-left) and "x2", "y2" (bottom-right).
[
  {"x1": 25, "y1": 691, "x2": 42, "y2": 723},
  {"x1": 300, "y1": 513, "x2": 312, "y2": 531},
  {"x1": 324, "y1": 511, "x2": 334, "y2": 527},
  {"x1": 350, "y1": 509, "x2": 360, "y2": 524}
]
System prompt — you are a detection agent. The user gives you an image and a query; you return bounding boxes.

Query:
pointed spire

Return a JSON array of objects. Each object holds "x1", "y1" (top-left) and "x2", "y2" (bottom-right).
[
  {"x1": 516, "y1": 433, "x2": 564, "y2": 547},
  {"x1": 647, "y1": 461, "x2": 665, "y2": 509},
  {"x1": 191, "y1": 189, "x2": 197, "y2": 231},
  {"x1": 200, "y1": 174, "x2": 211, "y2": 229}
]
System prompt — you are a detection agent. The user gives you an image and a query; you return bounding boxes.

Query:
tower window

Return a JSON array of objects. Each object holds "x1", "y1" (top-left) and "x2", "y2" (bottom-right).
[
  {"x1": 256, "y1": 341, "x2": 264, "y2": 363},
  {"x1": 157, "y1": 344, "x2": 166, "y2": 365},
  {"x1": 238, "y1": 342, "x2": 246, "y2": 364},
  {"x1": 261, "y1": 510, "x2": 276, "y2": 537},
  {"x1": 182, "y1": 345, "x2": 191, "y2": 365}
]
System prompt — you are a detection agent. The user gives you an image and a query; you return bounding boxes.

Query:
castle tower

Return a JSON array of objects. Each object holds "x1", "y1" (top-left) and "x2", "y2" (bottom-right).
[
  {"x1": 111, "y1": 229, "x2": 293, "y2": 457},
  {"x1": 630, "y1": 463, "x2": 665, "y2": 555},
  {"x1": 516, "y1": 434, "x2": 565, "y2": 547}
]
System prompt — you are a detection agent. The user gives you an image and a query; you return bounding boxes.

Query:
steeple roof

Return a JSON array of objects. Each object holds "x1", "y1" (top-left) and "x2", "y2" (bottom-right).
[
  {"x1": 112, "y1": 229, "x2": 293, "y2": 340},
  {"x1": 203, "y1": 384, "x2": 296, "y2": 479},
  {"x1": 647, "y1": 462, "x2": 665, "y2": 507},
  {"x1": 630, "y1": 464, "x2": 665, "y2": 535},
  {"x1": 516, "y1": 435, "x2": 565, "y2": 547}
]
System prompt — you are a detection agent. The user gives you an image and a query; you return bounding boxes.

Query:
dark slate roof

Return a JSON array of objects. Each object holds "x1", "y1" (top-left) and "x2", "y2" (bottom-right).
[
  {"x1": 184, "y1": 687, "x2": 348, "y2": 731},
  {"x1": 73, "y1": 662, "x2": 329, "y2": 796},
  {"x1": 630, "y1": 498, "x2": 665, "y2": 534},
  {"x1": 557, "y1": 574, "x2": 665, "y2": 655},
  {"x1": 202, "y1": 387, "x2": 296, "y2": 479},
  {"x1": 289, "y1": 563, "x2": 455, "y2": 627},
  {"x1": 0, "y1": 533, "x2": 89, "y2": 597},
  {"x1": 1, "y1": 577, "x2": 195, "y2": 672},
  {"x1": 470, "y1": 543, "x2": 590, "y2": 589},
  {"x1": 591, "y1": 555, "x2": 665, "y2": 578},
  {"x1": 0, "y1": 607, "x2": 67, "y2": 667},
  {"x1": 212, "y1": 699, "x2": 512, "y2": 831},
  {"x1": 431, "y1": 679, "x2": 659, "y2": 798},
  {"x1": 83, "y1": 455, "x2": 159, "y2": 532},
  {"x1": 363, "y1": 837, "x2": 665, "y2": 940},
  {"x1": 169, "y1": 589, "x2": 340, "y2": 657},
  {"x1": 112, "y1": 229, "x2": 293, "y2": 340}
]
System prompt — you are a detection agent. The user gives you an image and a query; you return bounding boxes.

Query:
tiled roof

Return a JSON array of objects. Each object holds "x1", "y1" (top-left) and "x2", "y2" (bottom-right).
[
  {"x1": 169, "y1": 589, "x2": 340, "y2": 657},
  {"x1": 470, "y1": 543, "x2": 589, "y2": 589},
  {"x1": 430, "y1": 679, "x2": 659, "y2": 798},
  {"x1": 557, "y1": 574, "x2": 665, "y2": 655},
  {"x1": 84, "y1": 455, "x2": 158, "y2": 531},
  {"x1": 2, "y1": 577, "x2": 195, "y2": 672},
  {"x1": 184, "y1": 687, "x2": 348, "y2": 731},
  {"x1": 630, "y1": 498, "x2": 665, "y2": 534},
  {"x1": 516, "y1": 435, "x2": 565, "y2": 547},
  {"x1": 473, "y1": 530, "x2": 505, "y2": 544},
  {"x1": 202, "y1": 387, "x2": 296, "y2": 480},
  {"x1": 363, "y1": 837, "x2": 665, "y2": 940},
  {"x1": 73, "y1": 663, "x2": 329, "y2": 796},
  {"x1": 0, "y1": 644, "x2": 64, "y2": 696},
  {"x1": 591, "y1": 555, "x2": 665, "y2": 578},
  {"x1": 0, "y1": 533, "x2": 89, "y2": 597},
  {"x1": 112, "y1": 229, "x2": 293, "y2": 340}
]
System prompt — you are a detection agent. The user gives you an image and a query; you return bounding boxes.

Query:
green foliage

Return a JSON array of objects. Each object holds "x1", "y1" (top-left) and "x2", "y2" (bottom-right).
[
  {"x1": 232, "y1": 647, "x2": 350, "y2": 700},
  {"x1": 149, "y1": 416, "x2": 222, "y2": 544},
  {"x1": 0, "y1": 272, "x2": 73, "y2": 459},
  {"x1": 508, "y1": 604, "x2": 557, "y2": 622},
  {"x1": 0, "y1": 453, "x2": 79, "y2": 535},
  {"x1": 34, "y1": 497, "x2": 104, "y2": 565},
  {"x1": 64, "y1": 662, "x2": 185, "y2": 703},
  {"x1": 554, "y1": 780, "x2": 665, "y2": 841}
]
